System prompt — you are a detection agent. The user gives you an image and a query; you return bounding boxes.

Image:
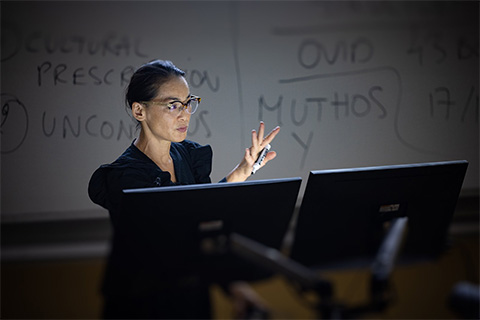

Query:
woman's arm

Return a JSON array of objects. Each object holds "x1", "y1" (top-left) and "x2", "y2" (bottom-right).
[{"x1": 226, "y1": 122, "x2": 280, "y2": 183}]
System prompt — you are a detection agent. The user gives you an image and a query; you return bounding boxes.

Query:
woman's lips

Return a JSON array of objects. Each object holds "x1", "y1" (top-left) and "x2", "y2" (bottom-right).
[{"x1": 177, "y1": 126, "x2": 188, "y2": 133}]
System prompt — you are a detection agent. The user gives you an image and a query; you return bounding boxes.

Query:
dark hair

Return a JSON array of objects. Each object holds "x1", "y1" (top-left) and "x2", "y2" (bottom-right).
[{"x1": 125, "y1": 60, "x2": 186, "y2": 110}]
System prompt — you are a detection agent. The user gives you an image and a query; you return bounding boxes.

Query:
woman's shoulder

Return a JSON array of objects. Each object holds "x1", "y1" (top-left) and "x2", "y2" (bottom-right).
[{"x1": 88, "y1": 142, "x2": 168, "y2": 208}]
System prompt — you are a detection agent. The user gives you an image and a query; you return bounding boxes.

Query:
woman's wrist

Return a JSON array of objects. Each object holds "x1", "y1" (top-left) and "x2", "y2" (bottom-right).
[{"x1": 226, "y1": 164, "x2": 251, "y2": 182}]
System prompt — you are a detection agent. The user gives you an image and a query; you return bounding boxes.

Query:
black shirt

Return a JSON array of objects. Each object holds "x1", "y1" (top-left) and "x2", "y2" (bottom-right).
[
  {"x1": 88, "y1": 140, "x2": 219, "y2": 318},
  {"x1": 89, "y1": 139, "x2": 217, "y2": 214}
]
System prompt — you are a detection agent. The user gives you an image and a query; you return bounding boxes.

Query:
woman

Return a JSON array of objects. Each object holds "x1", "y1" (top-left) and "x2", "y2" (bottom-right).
[{"x1": 88, "y1": 60, "x2": 279, "y2": 319}]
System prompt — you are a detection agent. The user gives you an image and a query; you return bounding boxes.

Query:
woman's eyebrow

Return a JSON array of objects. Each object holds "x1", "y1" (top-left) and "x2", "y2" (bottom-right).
[{"x1": 162, "y1": 94, "x2": 192, "y2": 102}]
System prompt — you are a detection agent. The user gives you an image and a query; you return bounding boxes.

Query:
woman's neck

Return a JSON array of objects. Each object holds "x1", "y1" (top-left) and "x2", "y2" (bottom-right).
[{"x1": 134, "y1": 135, "x2": 175, "y2": 179}]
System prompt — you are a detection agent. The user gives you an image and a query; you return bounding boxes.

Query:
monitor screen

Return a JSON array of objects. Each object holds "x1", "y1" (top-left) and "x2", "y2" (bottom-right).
[
  {"x1": 289, "y1": 161, "x2": 468, "y2": 270},
  {"x1": 120, "y1": 177, "x2": 302, "y2": 261}
]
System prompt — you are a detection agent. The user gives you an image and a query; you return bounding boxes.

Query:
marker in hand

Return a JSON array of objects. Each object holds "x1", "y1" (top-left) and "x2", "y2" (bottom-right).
[{"x1": 251, "y1": 144, "x2": 271, "y2": 175}]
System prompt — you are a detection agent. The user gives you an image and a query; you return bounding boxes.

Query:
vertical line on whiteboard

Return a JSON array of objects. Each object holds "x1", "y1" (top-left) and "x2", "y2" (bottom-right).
[{"x1": 230, "y1": 2, "x2": 245, "y2": 148}]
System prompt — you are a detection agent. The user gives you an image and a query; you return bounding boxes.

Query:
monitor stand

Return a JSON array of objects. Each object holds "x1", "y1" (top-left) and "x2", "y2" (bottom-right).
[{"x1": 227, "y1": 217, "x2": 408, "y2": 319}]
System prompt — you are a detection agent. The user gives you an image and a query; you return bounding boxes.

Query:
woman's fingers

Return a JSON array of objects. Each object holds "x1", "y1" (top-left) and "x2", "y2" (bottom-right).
[
  {"x1": 265, "y1": 151, "x2": 277, "y2": 162},
  {"x1": 257, "y1": 121, "x2": 265, "y2": 145},
  {"x1": 263, "y1": 125, "x2": 280, "y2": 146},
  {"x1": 251, "y1": 122, "x2": 265, "y2": 150},
  {"x1": 261, "y1": 151, "x2": 277, "y2": 167},
  {"x1": 251, "y1": 122, "x2": 280, "y2": 151},
  {"x1": 251, "y1": 129, "x2": 258, "y2": 150}
]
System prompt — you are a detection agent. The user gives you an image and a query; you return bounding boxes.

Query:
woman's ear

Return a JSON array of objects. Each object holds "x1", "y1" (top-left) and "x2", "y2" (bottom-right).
[{"x1": 132, "y1": 102, "x2": 146, "y2": 122}]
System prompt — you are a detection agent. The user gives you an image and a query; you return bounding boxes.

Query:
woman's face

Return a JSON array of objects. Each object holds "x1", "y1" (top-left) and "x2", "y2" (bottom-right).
[{"x1": 141, "y1": 76, "x2": 192, "y2": 143}]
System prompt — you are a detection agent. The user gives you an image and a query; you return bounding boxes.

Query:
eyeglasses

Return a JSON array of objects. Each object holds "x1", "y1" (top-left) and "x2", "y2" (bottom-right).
[{"x1": 142, "y1": 95, "x2": 201, "y2": 115}]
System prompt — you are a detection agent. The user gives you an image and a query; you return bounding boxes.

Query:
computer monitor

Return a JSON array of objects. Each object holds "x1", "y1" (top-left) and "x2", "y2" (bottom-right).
[
  {"x1": 289, "y1": 161, "x2": 468, "y2": 270},
  {"x1": 120, "y1": 177, "x2": 301, "y2": 263}
]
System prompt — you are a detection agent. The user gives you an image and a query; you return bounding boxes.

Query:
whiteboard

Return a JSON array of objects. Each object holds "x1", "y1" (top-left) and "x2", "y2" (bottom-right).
[{"x1": 1, "y1": 1, "x2": 478, "y2": 221}]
